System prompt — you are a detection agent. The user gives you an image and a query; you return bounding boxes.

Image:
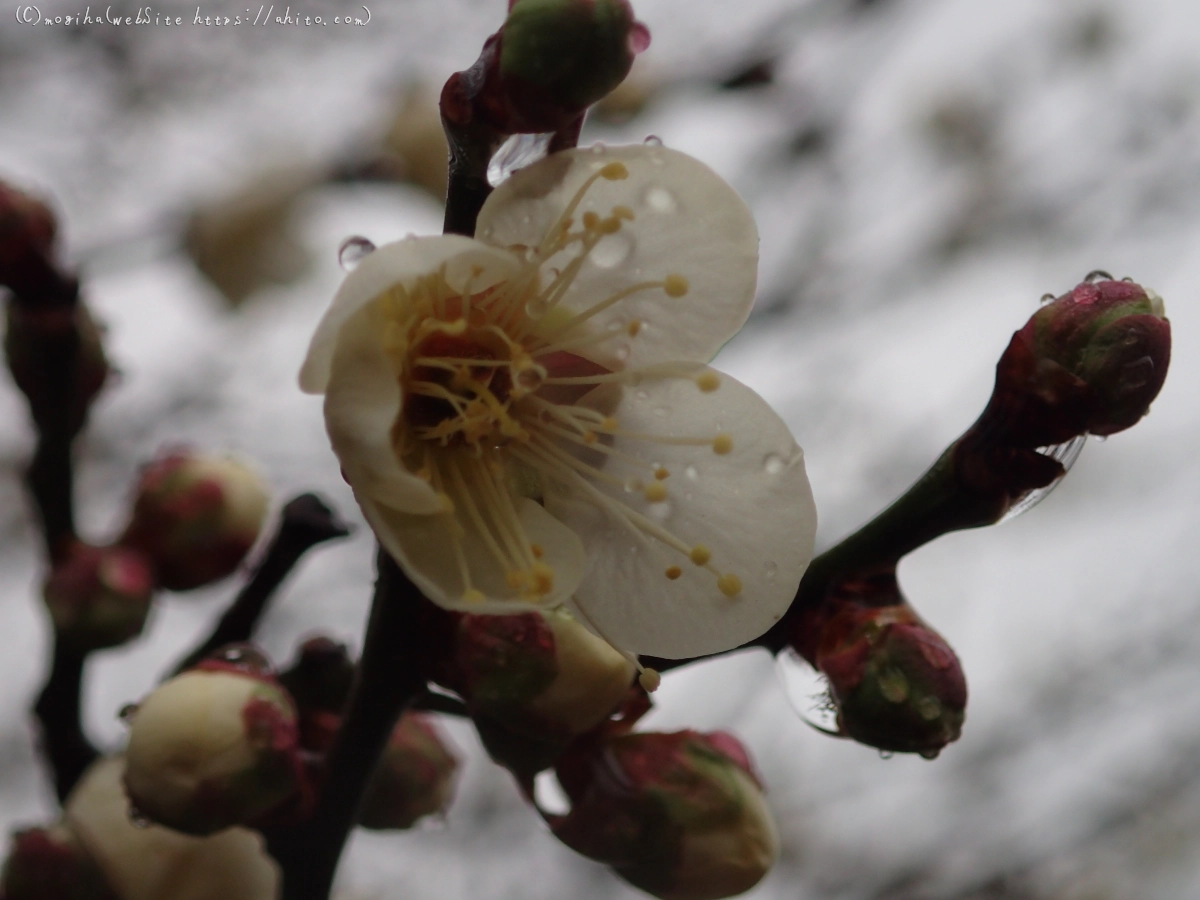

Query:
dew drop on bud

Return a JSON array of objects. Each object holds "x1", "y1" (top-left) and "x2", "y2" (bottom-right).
[
  {"x1": 1084, "y1": 269, "x2": 1114, "y2": 283},
  {"x1": 1039, "y1": 293, "x2": 1056, "y2": 305},
  {"x1": 919, "y1": 748, "x2": 942, "y2": 760},
  {"x1": 338, "y1": 236, "x2": 376, "y2": 271},
  {"x1": 878, "y1": 750, "x2": 895, "y2": 760},
  {"x1": 643, "y1": 134, "x2": 663, "y2": 147},
  {"x1": 999, "y1": 434, "x2": 1087, "y2": 522},
  {"x1": 628, "y1": 21, "x2": 652, "y2": 55},
  {"x1": 118, "y1": 702, "x2": 139, "y2": 723}
]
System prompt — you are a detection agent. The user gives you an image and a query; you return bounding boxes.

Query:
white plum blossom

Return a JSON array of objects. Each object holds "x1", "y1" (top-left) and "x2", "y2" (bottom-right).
[{"x1": 300, "y1": 144, "x2": 817, "y2": 660}]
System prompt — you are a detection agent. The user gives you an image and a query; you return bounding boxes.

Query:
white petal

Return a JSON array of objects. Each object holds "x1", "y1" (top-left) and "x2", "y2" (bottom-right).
[
  {"x1": 299, "y1": 235, "x2": 519, "y2": 394},
  {"x1": 476, "y1": 145, "x2": 758, "y2": 368},
  {"x1": 324, "y1": 305, "x2": 443, "y2": 515},
  {"x1": 542, "y1": 368, "x2": 817, "y2": 659},
  {"x1": 362, "y1": 492, "x2": 588, "y2": 614}
]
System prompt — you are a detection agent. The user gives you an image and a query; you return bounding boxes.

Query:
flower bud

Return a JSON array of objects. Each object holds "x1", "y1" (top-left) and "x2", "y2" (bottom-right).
[
  {"x1": 806, "y1": 599, "x2": 966, "y2": 756},
  {"x1": 119, "y1": 450, "x2": 269, "y2": 591},
  {"x1": 358, "y1": 712, "x2": 459, "y2": 830},
  {"x1": 988, "y1": 277, "x2": 1170, "y2": 447},
  {"x1": 442, "y1": 0, "x2": 650, "y2": 138},
  {"x1": 123, "y1": 666, "x2": 303, "y2": 835},
  {"x1": 0, "y1": 824, "x2": 116, "y2": 900},
  {"x1": 65, "y1": 757, "x2": 279, "y2": 900},
  {"x1": 436, "y1": 609, "x2": 634, "y2": 773},
  {"x1": 551, "y1": 730, "x2": 778, "y2": 900},
  {"x1": 5, "y1": 300, "x2": 109, "y2": 436},
  {"x1": 42, "y1": 543, "x2": 155, "y2": 651},
  {"x1": 0, "y1": 180, "x2": 75, "y2": 305}
]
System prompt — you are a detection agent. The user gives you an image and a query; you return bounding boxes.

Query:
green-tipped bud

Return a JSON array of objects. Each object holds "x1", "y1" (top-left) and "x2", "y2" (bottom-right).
[
  {"x1": 64, "y1": 758, "x2": 279, "y2": 900},
  {"x1": 500, "y1": 0, "x2": 648, "y2": 117},
  {"x1": 119, "y1": 450, "x2": 269, "y2": 591},
  {"x1": 42, "y1": 543, "x2": 155, "y2": 651},
  {"x1": 808, "y1": 601, "x2": 966, "y2": 756},
  {"x1": 437, "y1": 608, "x2": 634, "y2": 774},
  {"x1": 123, "y1": 667, "x2": 302, "y2": 835},
  {"x1": 552, "y1": 730, "x2": 778, "y2": 900},
  {"x1": 0, "y1": 824, "x2": 116, "y2": 900},
  {"x1": 359, "y1": 713, "x2": 459, "y2": 830}
]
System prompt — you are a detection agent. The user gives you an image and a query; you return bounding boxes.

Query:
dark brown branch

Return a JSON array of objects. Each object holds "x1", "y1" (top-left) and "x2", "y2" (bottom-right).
[
  {"x1": 267, "y1": 552, "x2": 427, "y2": 900},
  {"x1": 33, "y1": 636, "x2": 97, "y2": 803},
  {"x1": 173, "y1": 494, "x2": 350, "y2": 674}
]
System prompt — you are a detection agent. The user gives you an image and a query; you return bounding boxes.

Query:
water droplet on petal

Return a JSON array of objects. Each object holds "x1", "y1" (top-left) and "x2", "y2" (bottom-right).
[
  {"x1": 763, "y1": 453, "x2": 785, "y2": 475},
  {"x1": 775, "y1": 648, "x2": 840, "y2": 734},
  {"x1": 644, "y1": 186, "x2": 677, "y2": 214},
  {"x1": 589, "y1": 142, "x2": 607, "y2": 154},
  {"x1": 762, "y1": 560, "x2": 778, "y2": 582},
  {"x1": 635, "y1": 389, "x2": 650, "y2": 401},
  {"x1": 685, "y1": 464, "x2": 699, "y2": 480},
  {"x1": 1000, "y1": 434, "x2": 1087, "y2": 522},
  {"x1": 338, "y1": 236, "x2": 375, "y2": 271},
  {"x1": 643, "y1": 134, "x2": 663, "y2": 147},
  {"x1": 1085, "y1": 269, "x2": 1114, "y2": 283},
  {"x1": 649, "y1": 501, "x2": 672, "y2": 522},
  {"x1": 615, "y1": 343, "x2": 631, "y2": 362},
  {"x1": 628, "y1": 21, "x2": 652, "y2": 54},
  {"x1": 591, "y1": 232, "x2": 634, "y2": 269}
]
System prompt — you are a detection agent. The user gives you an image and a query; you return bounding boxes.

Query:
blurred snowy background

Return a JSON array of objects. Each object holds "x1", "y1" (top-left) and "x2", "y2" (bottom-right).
[{"x1": 1, "y1": 0, "x2": 1198, "y2": 897}]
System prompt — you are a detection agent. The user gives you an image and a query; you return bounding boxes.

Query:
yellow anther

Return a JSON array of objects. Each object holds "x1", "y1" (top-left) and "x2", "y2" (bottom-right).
[
  {"x1": 582, "y1": 211, "x2": 600, "y2": 230},
  {"x1": 627, "y1": 319, "x2": 643, "y2": 337},
  {"x1": 598, "y1": 216, "x2": 622, "y2": 235},
  {"x1": 639, "y1": 668, "x2": 661, "y2": 692},
  {"x1": 690, "y1": 545, "x2": 712, "y2": 566},
  {"x1": 506, "y1": 570, "x2": 527, "y2": 590},
  {"x1": 531, "y1": 543, "x2": 545, "y2": 559},
  {"x1": 600, "y1": 162, "x2": 629, "y2": 180},
  {"x1": 665, "y1": 565, "x2": 682, "y2": 580},
  {"x1": 582, "y1": 430, "x2": 599, "y2": 445},
  {"x1": 663, "y1": 274, "x2": 689, "y2": 297},
  {"x1": 532, "y1": 563, "x2": 555, "y2": 595},
  {"x1": 612, "y1": 205, "x2": 635, "y2": 220},
  {"x1": 712, "y1": 433, "x2": 734, "y2": 455},
  {"x1": 717, "y1": 573, "x2": 743, "y2": 597},
  {"x1": 644, "y1": 482, "x2": 668, "y2": 502},
  {"x1": 600, "y1": 416, "x2": 619, "y2": 432},
  {"x1": 462, "y1": 589, "x2": 486, "y2": 604},
  {"x1": 654, "y1": 467, "x2": 670, "y2": 480},
  {"x1": 695, "y1": 372, "x2": 720, "y2": 392}
]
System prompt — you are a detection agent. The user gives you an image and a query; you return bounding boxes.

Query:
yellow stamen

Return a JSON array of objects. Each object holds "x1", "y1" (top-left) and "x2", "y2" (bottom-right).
[
  {"x1": 695, "y1": 372, "x2": 720, "y2": 392},
  {"x1": 690, "y1": 545, "x2": 712, "y2": 566},
  {"x1": 663, "y1": 274, "x2": 689, "y2": 297},
  {"x1": 654, "y1": 467, "x2": 670, "y2": 480},
  {"x1": 718, "y1": 573, "x2": 743, "y2": 597},
  {"x1": 712, "y1": 434, "x2": 734, "y2": 455},
  {"x1": 644, "y1": 482, "x2": 668, "y2": 502},
  {"x1": 665, "y1": 565, "x2": 682, "y2": 580}
]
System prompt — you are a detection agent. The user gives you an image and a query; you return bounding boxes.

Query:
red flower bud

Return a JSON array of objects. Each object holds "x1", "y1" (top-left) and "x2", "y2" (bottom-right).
[
  {"x1": 802, "y1": 598, "x2": 966, "y2": 756},
  {"x1": 0, "y1": 180, "x2": 75, "y2": 305},
  {"x1": 987, "y1": 277, "x2": 1170, "y2": 448},
  {"x1": 122, "y1": 666, "x2": 304, "y2": 835},
  {"x1": 119, "y1": 450, "x2": 269, "y2": 591},
  {"x1": 42, "y1": 543, "x2": 155, "y2": 651},
  {"x1": 1, "y1": 825, "x2": 116, "y2": 900},
  {"x1": 551, "y1": 730, "x2": 778, "y2": 900},
  {"x1": 358, "y1": 713, "x2": 459, "y2": 830},
  {"x1": 5, "y1": 300, "x2": 109, "y2": 436},
  {"x1": 434, "y1": 609, "x2": 634, "y2": 774}
]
